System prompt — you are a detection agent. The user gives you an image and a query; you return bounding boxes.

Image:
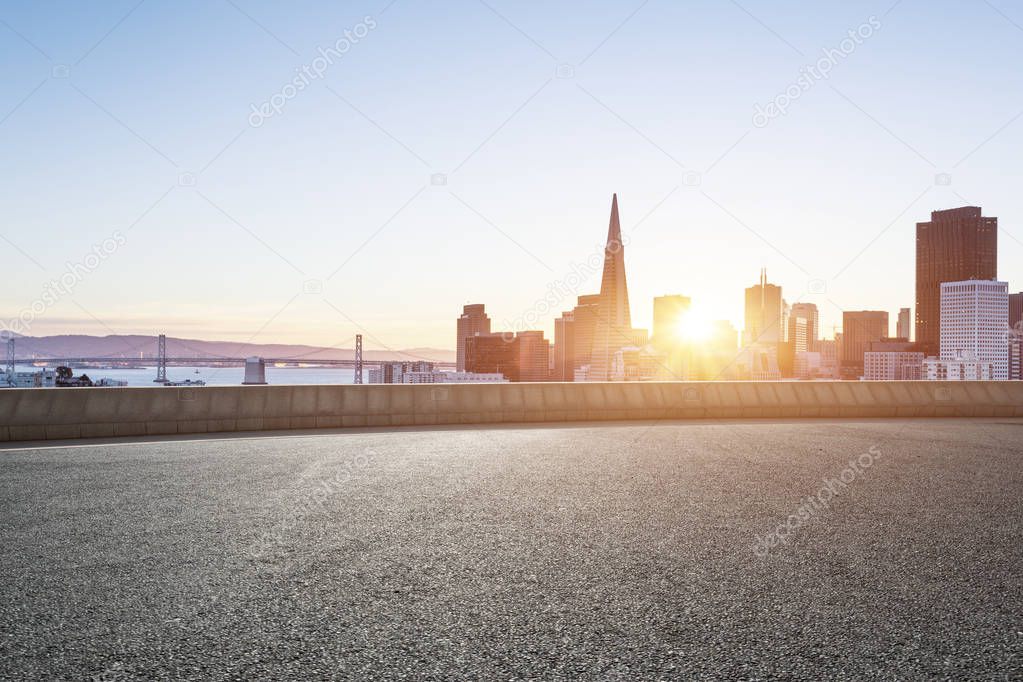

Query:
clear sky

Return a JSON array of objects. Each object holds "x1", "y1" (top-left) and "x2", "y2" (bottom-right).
[{"x1": 2, "y1": 0, "x2": 1022, "y2": 352}]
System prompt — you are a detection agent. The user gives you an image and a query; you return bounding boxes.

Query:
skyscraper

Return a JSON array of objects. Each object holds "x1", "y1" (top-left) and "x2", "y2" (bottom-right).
[
  {"x1": 896, "y1": 307, "x2": 911, "y2": 341},
  {"x1": 915, "y1": 207, "x2": 997, "y2": 356},
  {"x1": 588, "y1": 194, "x2": 633, "y2": 381},
  {"x1": 552, "y1": 311, "x2": 575, "y2": 381},
  {"x1": 841, "y1": 311, "x2": 889, "y2": 379},
  {"x1": 940, "y1": 280, "x2": 1008, "y2": 380},
  {"x1": 516, "y1": 330, "x2": 551, "y2": 382},
  {"x1": 789, "y1": 302, "x2": 819, "y2": 352},
  {"x1": 569, "y1": 294, "x2": 601, "y2": 379},
  {"x1": 744, "y1": 269, "x2": 783, "y2": 346},
  {"x1": 456, "y1": 304, "x2": 491, "y2": 371}
]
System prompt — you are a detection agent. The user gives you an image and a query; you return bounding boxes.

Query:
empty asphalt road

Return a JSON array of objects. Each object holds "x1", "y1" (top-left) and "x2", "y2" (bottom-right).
[{"x1": 1, "y1": 419, "x2": 1021, "y2": 680}]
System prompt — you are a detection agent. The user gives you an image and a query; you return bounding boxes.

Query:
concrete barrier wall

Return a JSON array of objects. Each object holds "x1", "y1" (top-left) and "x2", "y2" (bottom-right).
[{"x1": 1, "y1": 381, "x2": 1022, "y2": 442}]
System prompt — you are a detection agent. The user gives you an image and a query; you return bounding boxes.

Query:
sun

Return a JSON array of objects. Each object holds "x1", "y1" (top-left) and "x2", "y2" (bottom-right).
[{"x1": 675, "y1": 310, "x2": 713, "y2": 343}]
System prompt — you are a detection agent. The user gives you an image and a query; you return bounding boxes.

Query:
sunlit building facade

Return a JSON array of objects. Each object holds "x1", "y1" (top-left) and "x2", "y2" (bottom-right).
[
  {"x1": 916, "y1": 206, "x2": 997, "y2": 356},
  {"x1": 940, "y1": 279, "x2": 1008, "y2": 380}
]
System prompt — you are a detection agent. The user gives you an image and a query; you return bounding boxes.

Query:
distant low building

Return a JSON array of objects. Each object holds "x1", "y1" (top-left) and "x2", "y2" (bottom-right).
[
  {"x1": 923, "y1": 353, "x2": 994, "y2": 381},
  {"x1": 1, "y1": 368, "x2": 55, "y2": 388},
  {"x1": 863, "y1": 351, "x2": 924, "y2": 380},
  {"x1": 368, "y1": 361, "x2": 435, "y2": 384},
  {"x1": 401, "y1": 370, "x2": 506, "y2": 384}
]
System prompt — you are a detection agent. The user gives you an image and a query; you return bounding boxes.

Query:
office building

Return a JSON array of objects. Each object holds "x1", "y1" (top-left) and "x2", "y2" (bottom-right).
[
  {"x1": 552, "y1": 311, "x2": 575, "y2": 381},
  {"x1": 516, "y1": 330, "x2": 551, "y2": 382},
  {"x1": 369, "y1": 361, "x2": 436, "y2": 384},
  {"x1": 863, "y1": 352, "x2": 924, "y2": 380},
  {"x1": 744, "y1": 346, "x2": 781, "y2": 380},
  {"x1": 897, "y1": 307, "x2": 911, "y2": 341},
  {"x1": 456, "y1": 304, "x2": 491, "y2": 371},
  {"x1": 611, "y1": 346, "x2": 665, "y2": 381},
  {"x1": 789, "y1": 302, "x2": 819, "y2": 352},
  {"x1": 818, "y1": 338, "x2": 839, "y2": 379},
  {"x1": 841, "y1": 311, "x2": 889, "y2": 379},
  {"x1": 568, "y1": 294, "x2": 601, "y2": 379},
  {"x1": 916, "y1": 207, "x2": 997, "y2": 356},
  {"x1": 465, "y1": 331, "x2": 550, "y2": 382},
  {"x1": 923, "y1": 353, "x2": 994, "y2": 381},
  {"x1": 794, "y1": 352, "x2": 822, "y2": 379},
  {"x1": 744, "y1": 269, "x2": 783, "y2": 346},
  {"x1": 464, "y1": 334, "x2": 516, "y2": 380},
  {"x1": 940, "y1": 279, "x2": 1008, "y2": 380},
  {"x1": 1010, "y1": 292, "x2": 1023, "y2": 332},
  {"x1": 1010, "y1": 335, "x2": 1022, "y2": 380}
]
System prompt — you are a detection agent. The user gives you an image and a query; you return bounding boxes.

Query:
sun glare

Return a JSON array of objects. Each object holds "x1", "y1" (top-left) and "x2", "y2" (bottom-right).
[{"x1": 675, "y1": 310, "x2": 713, "y2": 343}]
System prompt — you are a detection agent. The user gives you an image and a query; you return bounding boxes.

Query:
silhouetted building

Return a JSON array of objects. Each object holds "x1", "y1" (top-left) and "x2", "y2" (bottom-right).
[
  {"x1": 1010, "y1": 292, "x2": 1023, "y2": 331},
  {"x1": 516, "y1": 331, "x2": 551, "y2": 382},
  {"x1": 896, "y1": 307, "x2": 911, "y2": 341},
  {"x1": 1010, "y1": 335, "x2": 1022, "y2": 380},
  {"x1": 778, "y1": 339, "x2": 795, "y2": 378},
  {"x1": 465, "y1": 331, "x2": 550, "y2": 382},
  {"x1": 588, "y1": 194, "x2": 633, "y2": 381},
  {"x1": 465, "y1": 334, "x2": 517, "y2": 381},
  {"x1": 841, "y1": 311, "x2": 889, "y2": 379},
  {"x1": 916, "y1": 207, "x2": 997, "y2": 356},
  {"x1": 744, "y1": 269, "x2": 783, "y2": 346},
  {"x1": 553, "y1": 311, "x2": 575, "y2": 381},
  {"x1": 456, "y1": 304, "x2": 491, "y2": 371},
  {"x1": 565, "y1": 294, "x2": 601, "y2": 380}
]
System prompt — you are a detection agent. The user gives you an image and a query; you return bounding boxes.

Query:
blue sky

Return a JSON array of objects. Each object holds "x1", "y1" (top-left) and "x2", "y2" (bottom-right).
[{"x1": 2, "y1": 0, "x2": 1022, "y2": 350}]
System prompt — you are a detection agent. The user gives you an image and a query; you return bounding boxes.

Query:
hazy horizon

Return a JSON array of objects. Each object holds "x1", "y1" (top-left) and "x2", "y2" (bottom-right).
[{"x1": 3, "y1": 0, "x2": 1022, "y2": 351}]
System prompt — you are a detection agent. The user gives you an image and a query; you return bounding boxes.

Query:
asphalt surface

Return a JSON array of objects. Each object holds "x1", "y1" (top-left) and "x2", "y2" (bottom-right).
[{"x1": 1, "y1": 419, "x2": 1021, "y2": 680}]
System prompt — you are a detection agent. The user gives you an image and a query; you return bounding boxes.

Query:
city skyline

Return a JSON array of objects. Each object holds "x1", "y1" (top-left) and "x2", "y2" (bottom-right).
[{"x1": 2, "y1": 1, "x2": 1023, "y2": 349}]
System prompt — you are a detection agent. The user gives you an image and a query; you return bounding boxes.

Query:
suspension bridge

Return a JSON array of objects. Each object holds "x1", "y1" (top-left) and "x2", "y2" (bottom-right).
[{"x1": 3, "y1": 334, "x2": 453, "y2": 385}]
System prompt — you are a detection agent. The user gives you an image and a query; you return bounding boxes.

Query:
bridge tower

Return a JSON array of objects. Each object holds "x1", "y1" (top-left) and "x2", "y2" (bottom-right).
[
  {"x1": 5, "y1": 336, "x2": 13, "y2": 386},
  {"x1": 154, "y1": 334, "x2": 168, "y2": 383},
  {"x1": 354, "y1": 334, "x2": 363, "y2": 384}
]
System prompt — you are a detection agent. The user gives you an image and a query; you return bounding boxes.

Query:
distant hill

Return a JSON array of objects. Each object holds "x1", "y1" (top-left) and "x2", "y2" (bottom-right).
[{"x1": 8, "y1": 335, "x2": 455, "y2": 363}]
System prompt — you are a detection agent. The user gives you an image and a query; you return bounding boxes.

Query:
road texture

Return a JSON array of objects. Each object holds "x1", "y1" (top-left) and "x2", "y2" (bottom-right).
[{"x1": 1, "y1": 419, "x2": 1021, "y2": 680}]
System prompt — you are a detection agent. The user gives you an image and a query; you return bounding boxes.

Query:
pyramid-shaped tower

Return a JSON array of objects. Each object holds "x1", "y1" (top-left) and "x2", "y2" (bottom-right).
[{"x1": 588, "y1": 194, "x2": 633, "y2": 380}]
